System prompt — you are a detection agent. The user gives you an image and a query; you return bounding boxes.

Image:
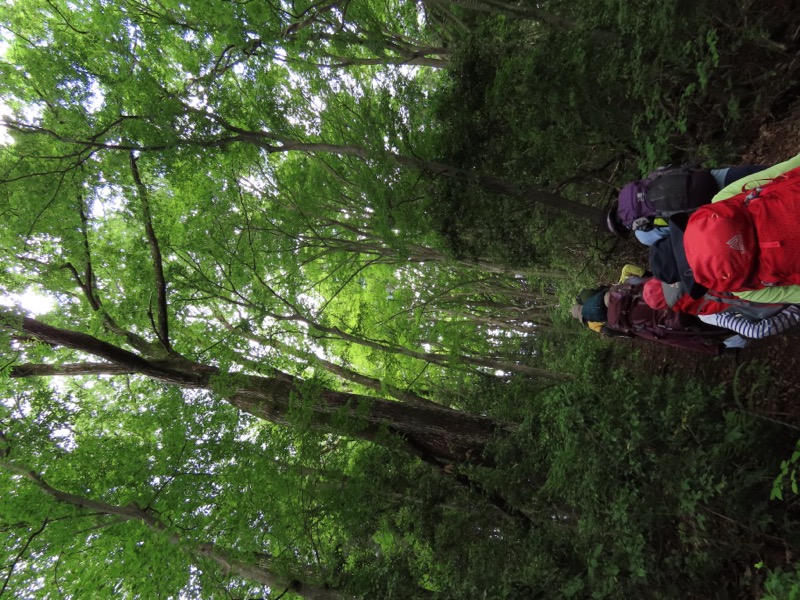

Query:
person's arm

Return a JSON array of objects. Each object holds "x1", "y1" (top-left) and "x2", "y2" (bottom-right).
[
  {"x1": 698, "y1": 307, "x2": 800, "y2": 338},
  {"x1": 734, "y1": 287, "x2": 800, "y2": 304},
  {"x1": 634, "y1": 227, "x2": 669, "y2": 246}
]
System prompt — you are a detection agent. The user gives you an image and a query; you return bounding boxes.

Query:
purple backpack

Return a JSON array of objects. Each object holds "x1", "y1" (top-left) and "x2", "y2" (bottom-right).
[{"x1": 617, "y1": 167, "x2": 719, "y2": 231}]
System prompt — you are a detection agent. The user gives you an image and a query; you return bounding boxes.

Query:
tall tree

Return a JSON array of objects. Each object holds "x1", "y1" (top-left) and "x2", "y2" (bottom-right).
[
  {"x1": 0, "y1": 2, "x2": 561, "y2": 595},
  {"x1": 0, "y1": 374, "x2": 447, "y2": 598},
  {"x1": 3, "y1": 310, "x2": 508, "y2": 464}
]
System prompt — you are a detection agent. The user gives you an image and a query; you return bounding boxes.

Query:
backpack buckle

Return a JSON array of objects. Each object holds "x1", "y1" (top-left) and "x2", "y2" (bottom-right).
[{"x1": 744, "y1": 187, "x2": 761, "y2": 205}]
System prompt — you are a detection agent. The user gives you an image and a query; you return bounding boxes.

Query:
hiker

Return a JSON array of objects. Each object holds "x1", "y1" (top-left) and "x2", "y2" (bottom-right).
[
  {"x1": 680, "y1": 153, "x2": 800, "y2": 303},
  {"x1": 571, "y1": 271, "x2": 735, "y2": 354},
  {"x1": 606, "y1": 164, "x2": 766, "y2": 244},
  {"x1": 653, "y1": 153, "x2": 800, "y2": 306},
  {"x1": 642, "y1": 278, "x2": 800, "y2": 339},
  {"x1": 571, "y1": 264, "x2": 648, "y2": 333},
  {"x1": 647, "y1": 229, "x2": 798, "y2": 342}
]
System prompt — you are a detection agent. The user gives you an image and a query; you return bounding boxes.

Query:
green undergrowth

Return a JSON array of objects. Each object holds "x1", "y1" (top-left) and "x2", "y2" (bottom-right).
[
  {"x1": 339, "y1": 333, "x2": 800, "y2": 598},
  {"x1": 426, "y1": 0, "x2": 800, "y2": 263},
  {"x1": 760, "y1": 563, "x2": 800, "y2": 600}
]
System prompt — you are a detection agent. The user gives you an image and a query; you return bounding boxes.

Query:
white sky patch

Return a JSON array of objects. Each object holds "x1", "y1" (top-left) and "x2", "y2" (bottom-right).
[
  {"x1": 52, "y1": 427, "x2": 77, "y2": 451},
  {"x1": 0, "y1": 101, "x2": 11, "y2": 145},
  {"x1": 247, "y1": 338, "x2": 276, "y2": 359},
  {"x1": 86, "y1": 77, "x2": 105, "y2": 113},
  {"x1": 296, "y1": 292, "x2": 322, "y2": 311},
  {"x1": 21, "y1": 102, "x2": 44, "y2": 124},
  {"x1": 90, "y1": 182, "x2": 127, "y2": 218},
  {"x1": 281, "y1": 59, "x2": 328, "y2": 135},
  {"x1": 186, "y1": 86, "x2": 207, "y2": 110},
  {"x1": 416, "y1": 4, "x2": 427, "y2": 27},
  {"x1": 0, "y1": 288, "x2": 55, "y2": 316},
  {"x1": 311, "y1": 342, "x2": 329, "y2": 361}
]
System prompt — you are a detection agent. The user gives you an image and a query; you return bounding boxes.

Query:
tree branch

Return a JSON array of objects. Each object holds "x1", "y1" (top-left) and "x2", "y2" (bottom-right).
[
  {"x1": 0, "y1": 311, "x2": 207, "y2": 386},
  {"x1": 3, "y1": 311, "x2": 508, "y2": 464},
  {"x1": 129, "y1": 153, "x2": 172, "y2": 352},
  {"x1": 0, "y1": 457, "x2": 351, "y2": 599},
  {"x1": 0, "y1": 518, "x2": 49, "y2": 597},
  {"x1": 10, "y1": 362, "x2": 136, "y2": 378},
  {"x1": 212, "y1": 311, "x2": 438, "y2": 408},
  {"x1": 59, "y1": 198, "x2": 164, "y2": 356}
]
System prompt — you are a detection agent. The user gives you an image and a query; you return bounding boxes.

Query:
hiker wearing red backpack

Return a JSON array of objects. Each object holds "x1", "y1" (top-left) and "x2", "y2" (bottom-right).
[
  {"x1": 647, "y1": 233, "x2": 788, "y2": 316},
  {"x1": 647, "y1": 224, "x2": 800, "y2": 343},
  {"x1": 659, "y1": 153, "x2": 800, "y2": 305},
  {"x1": 606, "y1": 164, "x2": 766, "y2": 245}
]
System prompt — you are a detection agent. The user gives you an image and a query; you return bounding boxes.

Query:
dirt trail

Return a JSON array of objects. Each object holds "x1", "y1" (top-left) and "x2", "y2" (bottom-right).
[{"x1": 742, "y1": 99, "x2": 800, "y2": 166}]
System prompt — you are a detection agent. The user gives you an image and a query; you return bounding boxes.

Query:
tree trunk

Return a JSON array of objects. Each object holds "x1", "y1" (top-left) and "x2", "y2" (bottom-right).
[
  {"x1": 246, "y1": 133, "x2": 603, "y2": 221},
  {"x1": 325, "y1": 54, "x2": 451, "y2": 69},
  {"x1": 6, "y1": 312, "x2": 509, "y2": 465},
  {"x1": 3, "y1": 119, "x2": 604, "y2": 222}
]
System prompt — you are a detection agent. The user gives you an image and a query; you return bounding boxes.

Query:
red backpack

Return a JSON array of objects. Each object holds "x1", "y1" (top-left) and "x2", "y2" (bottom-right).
[
  {"x1": 643, "y1": 278, "x2": 787, "y2": 321},
  {"x1": 684, "y1": 166, "x2": 800, "y2": 292},
  {"x1": 643, "y1": 278, "x2": 731, "y2": 315}
]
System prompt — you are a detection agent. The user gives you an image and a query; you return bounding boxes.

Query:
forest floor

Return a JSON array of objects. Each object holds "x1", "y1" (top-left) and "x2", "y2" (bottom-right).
[{"x1": 610, "y1": 98, "x2": 800, "y2": 426}]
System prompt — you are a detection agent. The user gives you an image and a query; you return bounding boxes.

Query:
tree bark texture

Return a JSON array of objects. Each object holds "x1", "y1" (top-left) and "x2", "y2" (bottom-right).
[{"x1": 5, "y1": 312, "x2": 508, "y2": 465}]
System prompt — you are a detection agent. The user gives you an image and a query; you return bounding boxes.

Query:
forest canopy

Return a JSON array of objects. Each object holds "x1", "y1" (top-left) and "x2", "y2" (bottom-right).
[{"x1": 1, "y1": 0, "x2": 800, "y2": 598}]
